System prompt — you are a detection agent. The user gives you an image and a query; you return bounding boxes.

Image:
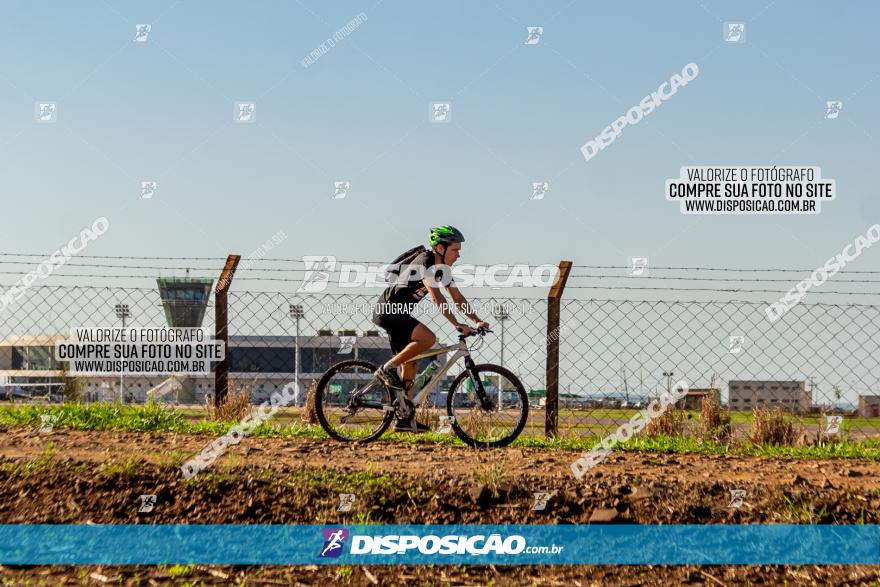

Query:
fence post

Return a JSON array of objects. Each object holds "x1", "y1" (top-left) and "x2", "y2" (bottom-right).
[
  {"x1": 546, "y1": 260, "x2": 572, "y2": 438},
  {"x1": 214, "y1": 255, "x2": 241, "y2": 407}
]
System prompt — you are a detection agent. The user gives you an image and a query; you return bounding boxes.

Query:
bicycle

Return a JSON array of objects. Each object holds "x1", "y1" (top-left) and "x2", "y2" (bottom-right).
[{"x1": 313, "y1": 326, "x2": 529, "y2": 448}]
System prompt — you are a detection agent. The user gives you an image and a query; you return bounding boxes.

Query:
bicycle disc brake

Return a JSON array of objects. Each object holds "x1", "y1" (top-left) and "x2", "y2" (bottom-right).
[{"x1": 468, "y1": 372, "x2": 496, "y2": 411}]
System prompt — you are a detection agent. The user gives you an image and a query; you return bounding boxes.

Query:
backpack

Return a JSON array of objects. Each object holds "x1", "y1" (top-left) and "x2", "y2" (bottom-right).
[{"x1": 384, "y1": 245, "x2": 428, "y2": 284}]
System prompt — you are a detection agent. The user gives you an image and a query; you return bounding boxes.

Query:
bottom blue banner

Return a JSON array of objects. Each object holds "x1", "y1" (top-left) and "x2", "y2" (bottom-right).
[{"x1": 0, "y1": 525, "x2": 877, "y2": 565}]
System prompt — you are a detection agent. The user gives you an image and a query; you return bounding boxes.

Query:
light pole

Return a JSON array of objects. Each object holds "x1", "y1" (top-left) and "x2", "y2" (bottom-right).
[
  {"x1": 289, "y1": 304, "x2": 304, "y2": 406},
  {"x1": 115, "y1": 303, "x2": 130, "y2": 403},
  {"x1": 662, "y1": 370, "x2": 674, "y2": 403},
  {"x1": 493, "y1": 304, "x2": 510, "y2": 367}
]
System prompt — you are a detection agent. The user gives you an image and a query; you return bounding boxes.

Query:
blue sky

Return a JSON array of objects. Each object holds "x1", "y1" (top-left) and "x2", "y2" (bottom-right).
[
  {"x1": 1, "y1": 1, "x2": 879, "y2": 400},
  {"x1": 1, "y1": 0, "x2": 877, "y2": 277}
]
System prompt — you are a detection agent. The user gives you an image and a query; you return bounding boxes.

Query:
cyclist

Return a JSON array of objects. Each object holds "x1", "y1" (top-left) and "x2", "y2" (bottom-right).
[{"x1": 372, "y1": 225, "x2": 490, "y2": 432}]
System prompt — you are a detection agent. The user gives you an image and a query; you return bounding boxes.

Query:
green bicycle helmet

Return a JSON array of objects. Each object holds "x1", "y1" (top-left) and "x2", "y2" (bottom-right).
[{"x1": 429, "y1": 225, "x2": 465, "y2": 247}]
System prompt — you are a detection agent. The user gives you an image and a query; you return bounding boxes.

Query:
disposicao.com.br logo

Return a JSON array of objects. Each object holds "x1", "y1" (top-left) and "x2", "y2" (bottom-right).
[
  {"x1": 298, "y1": 256, "x2": 558, "y2": 293},
  {"x1": 319, "y1": 528, "x2": 349, "y2": 558},
  {"x1": 318, "y1": 528, "x2": 563, "y2": 557}
]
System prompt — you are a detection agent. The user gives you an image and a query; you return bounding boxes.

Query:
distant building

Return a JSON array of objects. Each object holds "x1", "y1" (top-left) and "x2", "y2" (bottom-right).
[
  {"x1": 156, "y1": 277, "x2": 212, "y2": 327},
  {"x1": 675, "y1": 388, "x2": 720, "y2": 411},
  {"x1": 858, "y1": 395, "x2": 880, "y2": 417},
  {"x1": 0, "y1": 334, "x2": 440, "y2": 404},
  {"x1": 532, "y1": 392, "x2": 593, "y2": 409},
  {"x1": 560, "y1": 393, "x2": 593, "y2": 408},
  {"x1": 728, "y1": 380, "x2": 810, "y2": 413}
]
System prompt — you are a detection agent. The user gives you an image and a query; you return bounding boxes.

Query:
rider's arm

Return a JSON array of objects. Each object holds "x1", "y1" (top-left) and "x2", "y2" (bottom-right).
[
  {"x1": 424, "y1": 278, "x2": 464, "y2": 328},
  {"x1": 445, "y1": 283, "x2": 485, "y2": 325}
]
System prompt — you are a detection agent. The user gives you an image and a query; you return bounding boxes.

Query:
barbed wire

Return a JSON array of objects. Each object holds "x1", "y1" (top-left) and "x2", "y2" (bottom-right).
[
  {"x1": 3, "y1": 261, "x2": 880, "y2": 282},
  {"x1": 569, "y1": 274, "x2": 880, "y2": 283},
  {"x1": 4, "y1": 260, "x2": 880, "y2": 283},
  {"x1": 0, "y1": 261, "x2": 223, "y2": 271},
  {"x1": 3, "y1": 253, "x2": 880, "y2": 274},
  {"x1": 2, "y1": 283, "x2": 880, "y2": 309},
  {"x1": 0, "y1": 253, "x2": 227, "y2": 261},
  {"x1": 571, "y1": 264, "x2": 880, "y2": 273},
  {"x1": 564, "y1": 285, "x2": 880, "y2": 295},
  {"x1": 1, "y1": 278, "x2": 879, "y2": 297},
  {"x1": 0, "y1": 261, "x2": 309, "y2": 273},
  {"x1": 5, "y1": 262, "x2": 880, "y2": 283}
]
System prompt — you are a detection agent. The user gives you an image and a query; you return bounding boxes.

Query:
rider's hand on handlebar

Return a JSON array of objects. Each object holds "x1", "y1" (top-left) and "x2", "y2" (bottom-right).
[
  {"x1": 475, "y1": 320, "x2": 490, "y2": 330},
  {"x1": 456, "y1": 323, "x2": 472, "y2": 336}
]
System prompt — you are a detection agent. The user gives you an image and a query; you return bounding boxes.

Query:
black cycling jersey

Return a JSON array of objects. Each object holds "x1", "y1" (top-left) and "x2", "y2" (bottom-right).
[{"x1": 376, "y1": 249, "x2": 454, "y2": 311}]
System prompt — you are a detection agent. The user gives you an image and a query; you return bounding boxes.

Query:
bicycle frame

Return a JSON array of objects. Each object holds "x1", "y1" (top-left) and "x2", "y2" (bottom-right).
[
  {"x1": 322, "y1": 326, "x2": 527, "y2": 446},
  {"x1": 404, "y1": 338, "x2": 493, "y2": 411},
  {"x1": 343, "y1": 333, "x2": 496, "y2": 417}
]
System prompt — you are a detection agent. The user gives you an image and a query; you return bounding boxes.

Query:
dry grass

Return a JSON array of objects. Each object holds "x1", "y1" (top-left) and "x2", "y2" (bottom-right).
[
  {"x1": 700, "y1": 396, "x2": 732, "y2": 443},
  {"x1": 644, "y1": 404, "x2": 685, "y2": 437},
  {"x1": 474, "y1": 462, "x2": 508, "y2": 498},
  {"x1": 301, "y1": 380, "x2": 318, "y2": 424},
  {"x1": 416, "y1": 399, "x2": 438, "y2": 430},
  {"x1": 749, "y1": 406, "x2": 798, "y2": 446},
  {"x1": 205, "y1": 383, "x2": 252, "y2": 422}
]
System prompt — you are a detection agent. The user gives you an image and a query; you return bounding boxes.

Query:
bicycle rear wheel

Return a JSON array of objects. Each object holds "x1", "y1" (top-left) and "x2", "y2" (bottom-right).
[
  {"x1": 446, "y1": 363, "x2": 528, "y2": 448},
  {"x1": 314, "y1": 359, "x2": 393, "y2": 442}
]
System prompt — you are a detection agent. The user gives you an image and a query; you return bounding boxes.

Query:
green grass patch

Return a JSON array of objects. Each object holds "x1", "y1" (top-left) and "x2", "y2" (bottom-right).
[
  {"x1": 780, "y1": 494, "x2": 833, "y2": 524},
  {"x1": 0, "y1": 402, "x2": 189, "y2": 433},
  {"x1": 183, "y1": 471, "x2": 237, "y2": 491},
  {"x1": 737, "y1": 438, "x2": 880, "y2": 459},
  {"x1": 0, "y1": 441, "x2": 59, "y2": 478},
  {"x1": 97, "y1": 457, "x2": 144, "y2": 479},
  {"x1": 2, "y1": 403, "x2": 879, "y2": 462},
  {"x1": 352, "y1": 511, "x2": 378, "y2": 525},
  {"x1": 284, "y1": 466, "x2": 426, "y2": 510},
  {"x1": 152, "y1": 449, "x2": 189, "y2": 470},
  {"x1": 559, "y1": 408, "x2": 880, "y2": 428},
  {"x1": 0, "y1": 402, "x2": 328, "y2": 439},
  {"x1": 512, "y1": 431, "x2": 880, "y2": 460},
  {"x1": 286, "y1": 468, "x2": 400, "y2": 495},
  {"x1": 166, "y1": 564, "x2": 195, "y2": 579}
]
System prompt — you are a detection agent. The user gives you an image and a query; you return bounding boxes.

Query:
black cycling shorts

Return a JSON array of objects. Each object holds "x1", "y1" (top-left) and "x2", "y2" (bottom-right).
[{"x1": 372, "y1": 311, "x2": 422, "y2": 355}]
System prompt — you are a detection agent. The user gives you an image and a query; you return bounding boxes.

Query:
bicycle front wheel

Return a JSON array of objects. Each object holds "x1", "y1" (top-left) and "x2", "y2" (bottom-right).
[
  {"x1": 314, "y1": 359, "x2": 393, "y2": 442},
  {"x1": 446, "y1": 363, "x2": 529, "y2": 448}
]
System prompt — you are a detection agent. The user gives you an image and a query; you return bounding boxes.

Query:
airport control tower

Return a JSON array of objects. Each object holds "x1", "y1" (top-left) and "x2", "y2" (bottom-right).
[
  {"x1": 155, "y1": 277, "x2": 214, "y2": 402},
  {"x1": 156, "y1": 277, "x2": 213, "y2": 328}
]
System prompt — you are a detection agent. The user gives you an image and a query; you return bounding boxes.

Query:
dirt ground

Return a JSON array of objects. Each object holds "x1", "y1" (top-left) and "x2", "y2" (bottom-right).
[{"x1": 1, "y1": 425, "x2": 879, "y2": 586}]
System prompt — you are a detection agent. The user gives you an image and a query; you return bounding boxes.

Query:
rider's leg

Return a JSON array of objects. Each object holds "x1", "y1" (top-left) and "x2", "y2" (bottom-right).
[
  {"x1": 373, "y1": 314, "x2": 432, "y2": 395},
  {"x1": 381, "y1": 321, "x2": 434, "y2": 433},
  {"x1": 401, "y1": 379, "x2": 414, "y2": 395},
  {"x1": 390, "y1": 323, "x2": 435, "y2": 399}
]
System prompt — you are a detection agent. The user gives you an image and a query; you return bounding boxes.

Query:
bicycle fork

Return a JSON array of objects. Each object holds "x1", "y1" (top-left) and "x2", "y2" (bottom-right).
[{"x1": 463, "y1": 356, "x2": 495, "y2": 411}]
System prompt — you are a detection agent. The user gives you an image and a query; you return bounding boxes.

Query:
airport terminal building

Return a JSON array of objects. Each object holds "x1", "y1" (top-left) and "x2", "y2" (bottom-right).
[
  {"x1": 0, "y1": 275, "x2": 453, "y2": 404},
  {"x1": 0, "y1": 332, "x2": 449, "y2": 404}
]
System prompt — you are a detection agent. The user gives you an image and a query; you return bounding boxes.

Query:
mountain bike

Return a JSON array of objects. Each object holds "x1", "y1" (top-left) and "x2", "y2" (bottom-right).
[{"x1": 313, "y1": 326, "x2": 528, "y2": 448}]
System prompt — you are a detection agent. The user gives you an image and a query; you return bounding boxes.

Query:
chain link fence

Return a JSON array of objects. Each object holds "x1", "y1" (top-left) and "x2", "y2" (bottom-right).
[
  {"x1": 2, "y1": 278, "x2": 879, "y2": 441},
  {"x1": 559, "y1": 298, "x2": 880, "y2": 441}
]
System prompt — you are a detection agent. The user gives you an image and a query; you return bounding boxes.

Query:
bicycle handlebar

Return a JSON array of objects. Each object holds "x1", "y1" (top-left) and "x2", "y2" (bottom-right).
[{"x1": 457, "y1": 325, "x2": 493, "y2": 340}]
